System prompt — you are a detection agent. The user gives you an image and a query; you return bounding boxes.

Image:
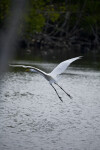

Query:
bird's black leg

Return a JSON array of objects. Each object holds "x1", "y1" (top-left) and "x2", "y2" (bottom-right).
[
  {"x1": 55, "y1": 83, "x2": 72, "y2": 99},
  {"x1": 51, "y1": 84, "x2": 63, "y2": 102}
]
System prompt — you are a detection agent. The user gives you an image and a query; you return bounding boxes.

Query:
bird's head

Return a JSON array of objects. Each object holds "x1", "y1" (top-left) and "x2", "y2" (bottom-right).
[{"x1": 26, "y1": 68, "x2": 37, "y2": 73}]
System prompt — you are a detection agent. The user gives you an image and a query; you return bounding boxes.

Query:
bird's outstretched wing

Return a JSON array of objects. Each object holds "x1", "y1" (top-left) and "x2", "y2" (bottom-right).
[
  {"x1": 10, "y1": 64, "x2": 32, "y2": 69},
  {"x1": 9, "y1": 64, "x2": 47, "y2": 75},
  {"x1": 49, "y1": 56, "x2": 82, "y2": 78}
]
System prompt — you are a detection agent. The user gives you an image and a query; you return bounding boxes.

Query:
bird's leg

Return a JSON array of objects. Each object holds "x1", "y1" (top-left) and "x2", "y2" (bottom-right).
[
  {"x1": 55, "y1": 83, "x2": 72, "y2": 99},
  {"x1": 51, "y1": 84, "x2": 63, "y2": 102}
]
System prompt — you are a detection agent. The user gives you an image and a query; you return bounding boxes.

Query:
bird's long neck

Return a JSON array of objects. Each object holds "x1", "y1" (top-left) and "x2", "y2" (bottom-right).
[
  {"x1": 31, "y1": 66, "x2": 47, "y2": 77},
  {"x1": 31, "y1": 67, "x2": 56, "y2": 84}
]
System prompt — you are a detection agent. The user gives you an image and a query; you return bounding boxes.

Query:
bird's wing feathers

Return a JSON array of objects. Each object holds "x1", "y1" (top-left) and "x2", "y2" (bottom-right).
[
  {"x1": 9, "y1": 64, "x2": 47, "y2": 75},
  {"x1": 10, "y1": 56, "x2": 82, "y2": 78},
  {"x1": 49, "y1": 56, "x2": 82, "y2": 77},
  {"x1": 10, "y1": 64, "x2": 31, "y2": 69}
]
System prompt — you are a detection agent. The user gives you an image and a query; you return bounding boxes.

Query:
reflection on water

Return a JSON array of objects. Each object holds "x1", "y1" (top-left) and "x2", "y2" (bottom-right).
[{"x1": 0, "y1": 61, "x2": 100, "y2": 150}]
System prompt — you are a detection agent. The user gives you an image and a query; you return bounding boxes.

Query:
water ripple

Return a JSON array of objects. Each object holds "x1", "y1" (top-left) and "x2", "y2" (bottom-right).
[{"x1": 0, "y1": 64, "x2": 100, "y2": 150}]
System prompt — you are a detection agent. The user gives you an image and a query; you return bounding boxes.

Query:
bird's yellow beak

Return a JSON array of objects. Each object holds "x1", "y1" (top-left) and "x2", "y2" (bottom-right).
[{"x1": 26, "y1": 69, "x2": 29, "y2": 72}]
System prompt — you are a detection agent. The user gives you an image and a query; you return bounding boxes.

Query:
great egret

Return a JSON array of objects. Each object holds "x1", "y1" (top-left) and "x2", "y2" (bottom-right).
[{"x1": 10, "y1": 56, "x2": 82, "y2": 102}]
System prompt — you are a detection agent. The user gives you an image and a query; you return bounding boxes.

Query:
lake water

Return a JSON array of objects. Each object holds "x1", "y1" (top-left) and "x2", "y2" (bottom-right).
[{"x1": 0, "y1": 61, "x2": 100, "y2": 150}]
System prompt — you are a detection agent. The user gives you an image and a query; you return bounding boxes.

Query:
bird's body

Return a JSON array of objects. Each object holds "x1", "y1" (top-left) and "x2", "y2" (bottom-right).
[
  {"x1": 10, "y1": 56, "x2": 82, "y2": 102},
  {"x1": 29, "y1": 67, "x2": 56, "y2": 84}
]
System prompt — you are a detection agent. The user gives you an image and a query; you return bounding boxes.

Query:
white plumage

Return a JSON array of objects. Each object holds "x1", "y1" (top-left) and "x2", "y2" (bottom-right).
[
  {"x1": 49, "y1": 56, "x2": 82, "y2": 78},
  {"x1": 10, "y1": 56, "x2": 82, "y2": 102}
]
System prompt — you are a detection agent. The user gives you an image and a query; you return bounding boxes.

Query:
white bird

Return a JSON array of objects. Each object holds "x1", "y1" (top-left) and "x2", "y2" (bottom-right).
[{"x1": 10, "y1": 56, "x2": 82, "y2": 102}]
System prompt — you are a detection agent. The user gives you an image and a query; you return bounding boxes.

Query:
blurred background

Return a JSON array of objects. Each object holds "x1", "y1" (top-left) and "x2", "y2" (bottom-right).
[{"x1": 0, "y1": 0, "x2": 100, "y2": 67}]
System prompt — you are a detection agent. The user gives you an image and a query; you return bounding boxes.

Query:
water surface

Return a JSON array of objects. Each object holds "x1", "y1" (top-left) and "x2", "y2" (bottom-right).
[{"x1": 0, "y1": 62, "x2": 100, "y2": 150}]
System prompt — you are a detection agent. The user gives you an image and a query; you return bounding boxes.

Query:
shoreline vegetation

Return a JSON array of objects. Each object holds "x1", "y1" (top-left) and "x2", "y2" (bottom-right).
[{"x1": 0, "y1": 0, "x2": 100, "y2": 62}]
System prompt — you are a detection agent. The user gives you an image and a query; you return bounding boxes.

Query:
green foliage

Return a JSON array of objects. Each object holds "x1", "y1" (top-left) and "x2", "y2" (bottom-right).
[
  {"x1": 79, "y1": 0, "x2": 100, "y2": 32},
  {"x1": 25, "y1": 10, "x2": 45, "y2": 35},
  {"x1": 45, "y1": 5, "x2": 60, "y2": 22},
  {"x1": 0, "y1": 0, "x2": 11, "y2": 27},
  {"x1": 23, "y1": 0, "x2": 46, "y2": 36},
  {"x1": 66, "y1": 4, "x2": 79, "y2": 13},
  {"x1": 0, "y1": 0, "x2": 100, "y2": 37},
  {"x1": 85, "y1": 0, "x2": 100, "y2": 15},
  {"x1": 49, "y1": 12, "x2": 60, "y2": 22},
  {"x1": 23, "y1": 0, "x2": 65, "y2": 36}
]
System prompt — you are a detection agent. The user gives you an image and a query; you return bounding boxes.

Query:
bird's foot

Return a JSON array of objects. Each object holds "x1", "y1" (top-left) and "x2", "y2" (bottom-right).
[
  {"x1": 59, "y1": 96, "x2": 63, "y2": 102},
  {"x1": 68, "y1": 94, "x2": 73, "y2": 99}
]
